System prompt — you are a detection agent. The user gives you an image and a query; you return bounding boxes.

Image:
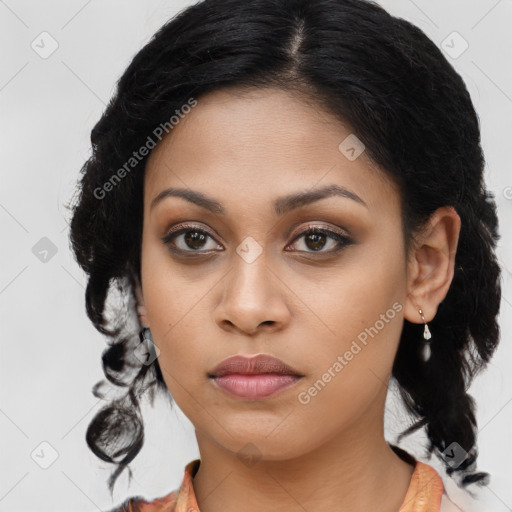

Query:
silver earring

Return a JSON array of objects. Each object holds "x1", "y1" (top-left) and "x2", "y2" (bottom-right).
[{"x1": 418, "y1": 308, "x2": 432, "y2": 362}]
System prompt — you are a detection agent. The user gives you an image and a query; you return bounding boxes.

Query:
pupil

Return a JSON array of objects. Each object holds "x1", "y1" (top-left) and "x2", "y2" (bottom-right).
[
  {"x1": 185, "y1": 231, "x2": 206, "y2": 250},
  {"x1": 306, "y1": 233, "x2": 326, "y2": 251}
]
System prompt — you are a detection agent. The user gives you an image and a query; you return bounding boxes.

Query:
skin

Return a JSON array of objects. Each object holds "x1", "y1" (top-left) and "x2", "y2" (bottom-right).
[{"x1": 135, "y1": 86, "x2": 461, "y2": 512}]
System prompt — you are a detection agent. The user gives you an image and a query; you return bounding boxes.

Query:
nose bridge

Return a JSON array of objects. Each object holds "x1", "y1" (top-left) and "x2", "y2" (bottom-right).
[
  {"x1": 229, "y1": 237, "x2": 273, "y2": 303},
  {"x1": 215, "y1": 236, "x2": 290, "y2": 332}
]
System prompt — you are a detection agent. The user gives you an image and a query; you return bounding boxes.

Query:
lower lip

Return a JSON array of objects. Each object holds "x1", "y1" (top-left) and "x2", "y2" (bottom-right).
[{"x1": 211, "y1": 374, "x2": 302, "y2": 399}]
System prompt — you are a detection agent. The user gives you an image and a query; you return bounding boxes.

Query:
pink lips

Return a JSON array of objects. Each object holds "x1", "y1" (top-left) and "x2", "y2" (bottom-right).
[{"x1": 208, "y1": 354, "x2": 303, "y2": 399}]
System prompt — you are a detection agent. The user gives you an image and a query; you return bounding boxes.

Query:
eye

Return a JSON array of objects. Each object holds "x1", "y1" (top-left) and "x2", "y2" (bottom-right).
[
  {"x1": 161, "y1": 223, "x2": 353, "y2": 256},
  {"x1": 162, "y1": 224, "x2": 222, "y2": 254},
  {"x1": 286, "y1": 225, "x2": 353, "y2": 254}
]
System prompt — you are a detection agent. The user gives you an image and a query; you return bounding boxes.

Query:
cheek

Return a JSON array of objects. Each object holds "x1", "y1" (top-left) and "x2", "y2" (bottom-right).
[
  {"x1": 301, "y1": 229, "x2": 406, "y2": 403},
  {"x1": 140, "y1": 232, "x2": 211, "y2": 331},
  {"x1": 292, "y1": 297, "x2": 404, "y2": 438},
  {"x1": 143, "y1": 283, "x2": 211, "y2": 377},
  {"x1": 146, "y1": 308, "x2": 212, "y2": 416},
  {"x1": 318, "y1": 226, "x2": 406, "y2": 338},
  {"x1": 139, "y1": 242, "x2": 211, "y2": 385}
]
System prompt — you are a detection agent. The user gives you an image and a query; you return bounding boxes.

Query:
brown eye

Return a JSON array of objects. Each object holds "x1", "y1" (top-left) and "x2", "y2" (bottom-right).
[
  {"x1": 162, "y1": 225, "x2": 222, "y2": 253},
  {"x1": 304, "y1": 231, "x2": 328, "y2": 251},
  {"x1": 287, "y1": 227, "x2": 353, "y2": 254},
  {"x1": 183, "y1": 230, "x2": 208, "y2": 250}
]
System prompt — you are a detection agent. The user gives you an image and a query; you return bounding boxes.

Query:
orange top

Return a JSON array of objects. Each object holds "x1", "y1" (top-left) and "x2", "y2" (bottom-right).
[{"x1": 109, "y1": 456, "x2": 446, "y2": 512}]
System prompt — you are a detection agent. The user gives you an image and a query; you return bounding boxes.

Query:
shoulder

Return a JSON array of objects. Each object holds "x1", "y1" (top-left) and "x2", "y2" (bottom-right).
[
  {"x1": 104, "y1": 490, "x2": 179, "y2": 512},
  {"x1": 105, "y1": 458, "x2": 201, "y2": 512}
]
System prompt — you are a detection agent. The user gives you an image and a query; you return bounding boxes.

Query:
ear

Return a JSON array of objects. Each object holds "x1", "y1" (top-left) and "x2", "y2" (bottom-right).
[
  {"x1": 134, "y1": 276, "x2": 149, "y2": 328},
  {"x1": 404, "y1": 206, "x2": 461, "y2": 324}
]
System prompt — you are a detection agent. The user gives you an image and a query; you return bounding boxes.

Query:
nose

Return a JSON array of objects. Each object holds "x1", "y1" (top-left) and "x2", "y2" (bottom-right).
[{"x1": 213, "y1": 253, "x2": 291, "y2": 335}]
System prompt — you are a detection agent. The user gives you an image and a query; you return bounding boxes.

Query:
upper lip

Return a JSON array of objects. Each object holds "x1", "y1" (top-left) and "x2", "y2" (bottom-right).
[{"x1": 208, "y1": 354, "x2": 303, "y2": 378}]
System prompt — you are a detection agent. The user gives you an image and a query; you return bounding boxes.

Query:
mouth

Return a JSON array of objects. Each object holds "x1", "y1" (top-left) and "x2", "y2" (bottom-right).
[{"x1": 207, "y1": 353, "x2": 304, "y2": 400}]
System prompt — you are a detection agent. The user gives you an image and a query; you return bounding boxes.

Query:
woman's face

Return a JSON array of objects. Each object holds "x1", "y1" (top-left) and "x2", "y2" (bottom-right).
[{"x1": 138, "y1": 86, "x2": 411, "y2": 460}]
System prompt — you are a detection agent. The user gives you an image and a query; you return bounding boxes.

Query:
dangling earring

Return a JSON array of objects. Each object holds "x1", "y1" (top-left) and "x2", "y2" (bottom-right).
[{"x1": 418, "y1": 308, "x2": 432, "y2": 362}]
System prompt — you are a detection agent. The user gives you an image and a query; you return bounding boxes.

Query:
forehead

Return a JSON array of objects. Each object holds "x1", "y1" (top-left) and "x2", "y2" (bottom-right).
[{"x1": 144, "y1": 87, "x2": 400, "y2": 218}]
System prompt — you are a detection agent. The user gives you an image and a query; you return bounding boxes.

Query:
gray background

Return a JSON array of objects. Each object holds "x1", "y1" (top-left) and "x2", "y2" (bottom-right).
[{"x1": 1, "y1": 1, "x2": 511, "y2": 511}]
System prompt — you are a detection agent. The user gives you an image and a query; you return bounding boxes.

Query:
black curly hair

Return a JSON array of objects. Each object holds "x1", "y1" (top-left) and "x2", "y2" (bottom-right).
[{"x1": 67, "y1": 0, "x2": 501, "y2": 497}]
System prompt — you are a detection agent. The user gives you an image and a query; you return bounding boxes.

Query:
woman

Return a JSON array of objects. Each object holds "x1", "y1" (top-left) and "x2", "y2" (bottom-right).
[{"x1": 68, "y1": 0, "x2": 502, "y2": 511}]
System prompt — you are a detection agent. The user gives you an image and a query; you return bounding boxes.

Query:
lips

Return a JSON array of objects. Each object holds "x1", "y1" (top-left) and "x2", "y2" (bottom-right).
[
  {"x1": 208, "y1": 354, "x2": 304, "y2": 399},
  {"x1": 208, "y1": 354, "x2": 303, "y2": 378}
]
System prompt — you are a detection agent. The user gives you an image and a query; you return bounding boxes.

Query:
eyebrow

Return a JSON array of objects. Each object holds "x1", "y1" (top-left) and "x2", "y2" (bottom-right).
[{"x1": 150, "y1": 184, "x2": 368, "y2": 215}]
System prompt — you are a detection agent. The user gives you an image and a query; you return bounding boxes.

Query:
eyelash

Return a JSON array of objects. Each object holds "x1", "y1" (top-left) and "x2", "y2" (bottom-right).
[{"x1": 161, "y1": 223, "x2": 353, "y2": 256}]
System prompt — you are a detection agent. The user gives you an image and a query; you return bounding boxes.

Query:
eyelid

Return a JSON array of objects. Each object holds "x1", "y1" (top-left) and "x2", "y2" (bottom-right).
[
  {"x1": 163, "y1": 221, "x2": 217, "y2": 239},
  {"x1": 288, "y1": 222, "x2": 350, "y2": 241}
]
